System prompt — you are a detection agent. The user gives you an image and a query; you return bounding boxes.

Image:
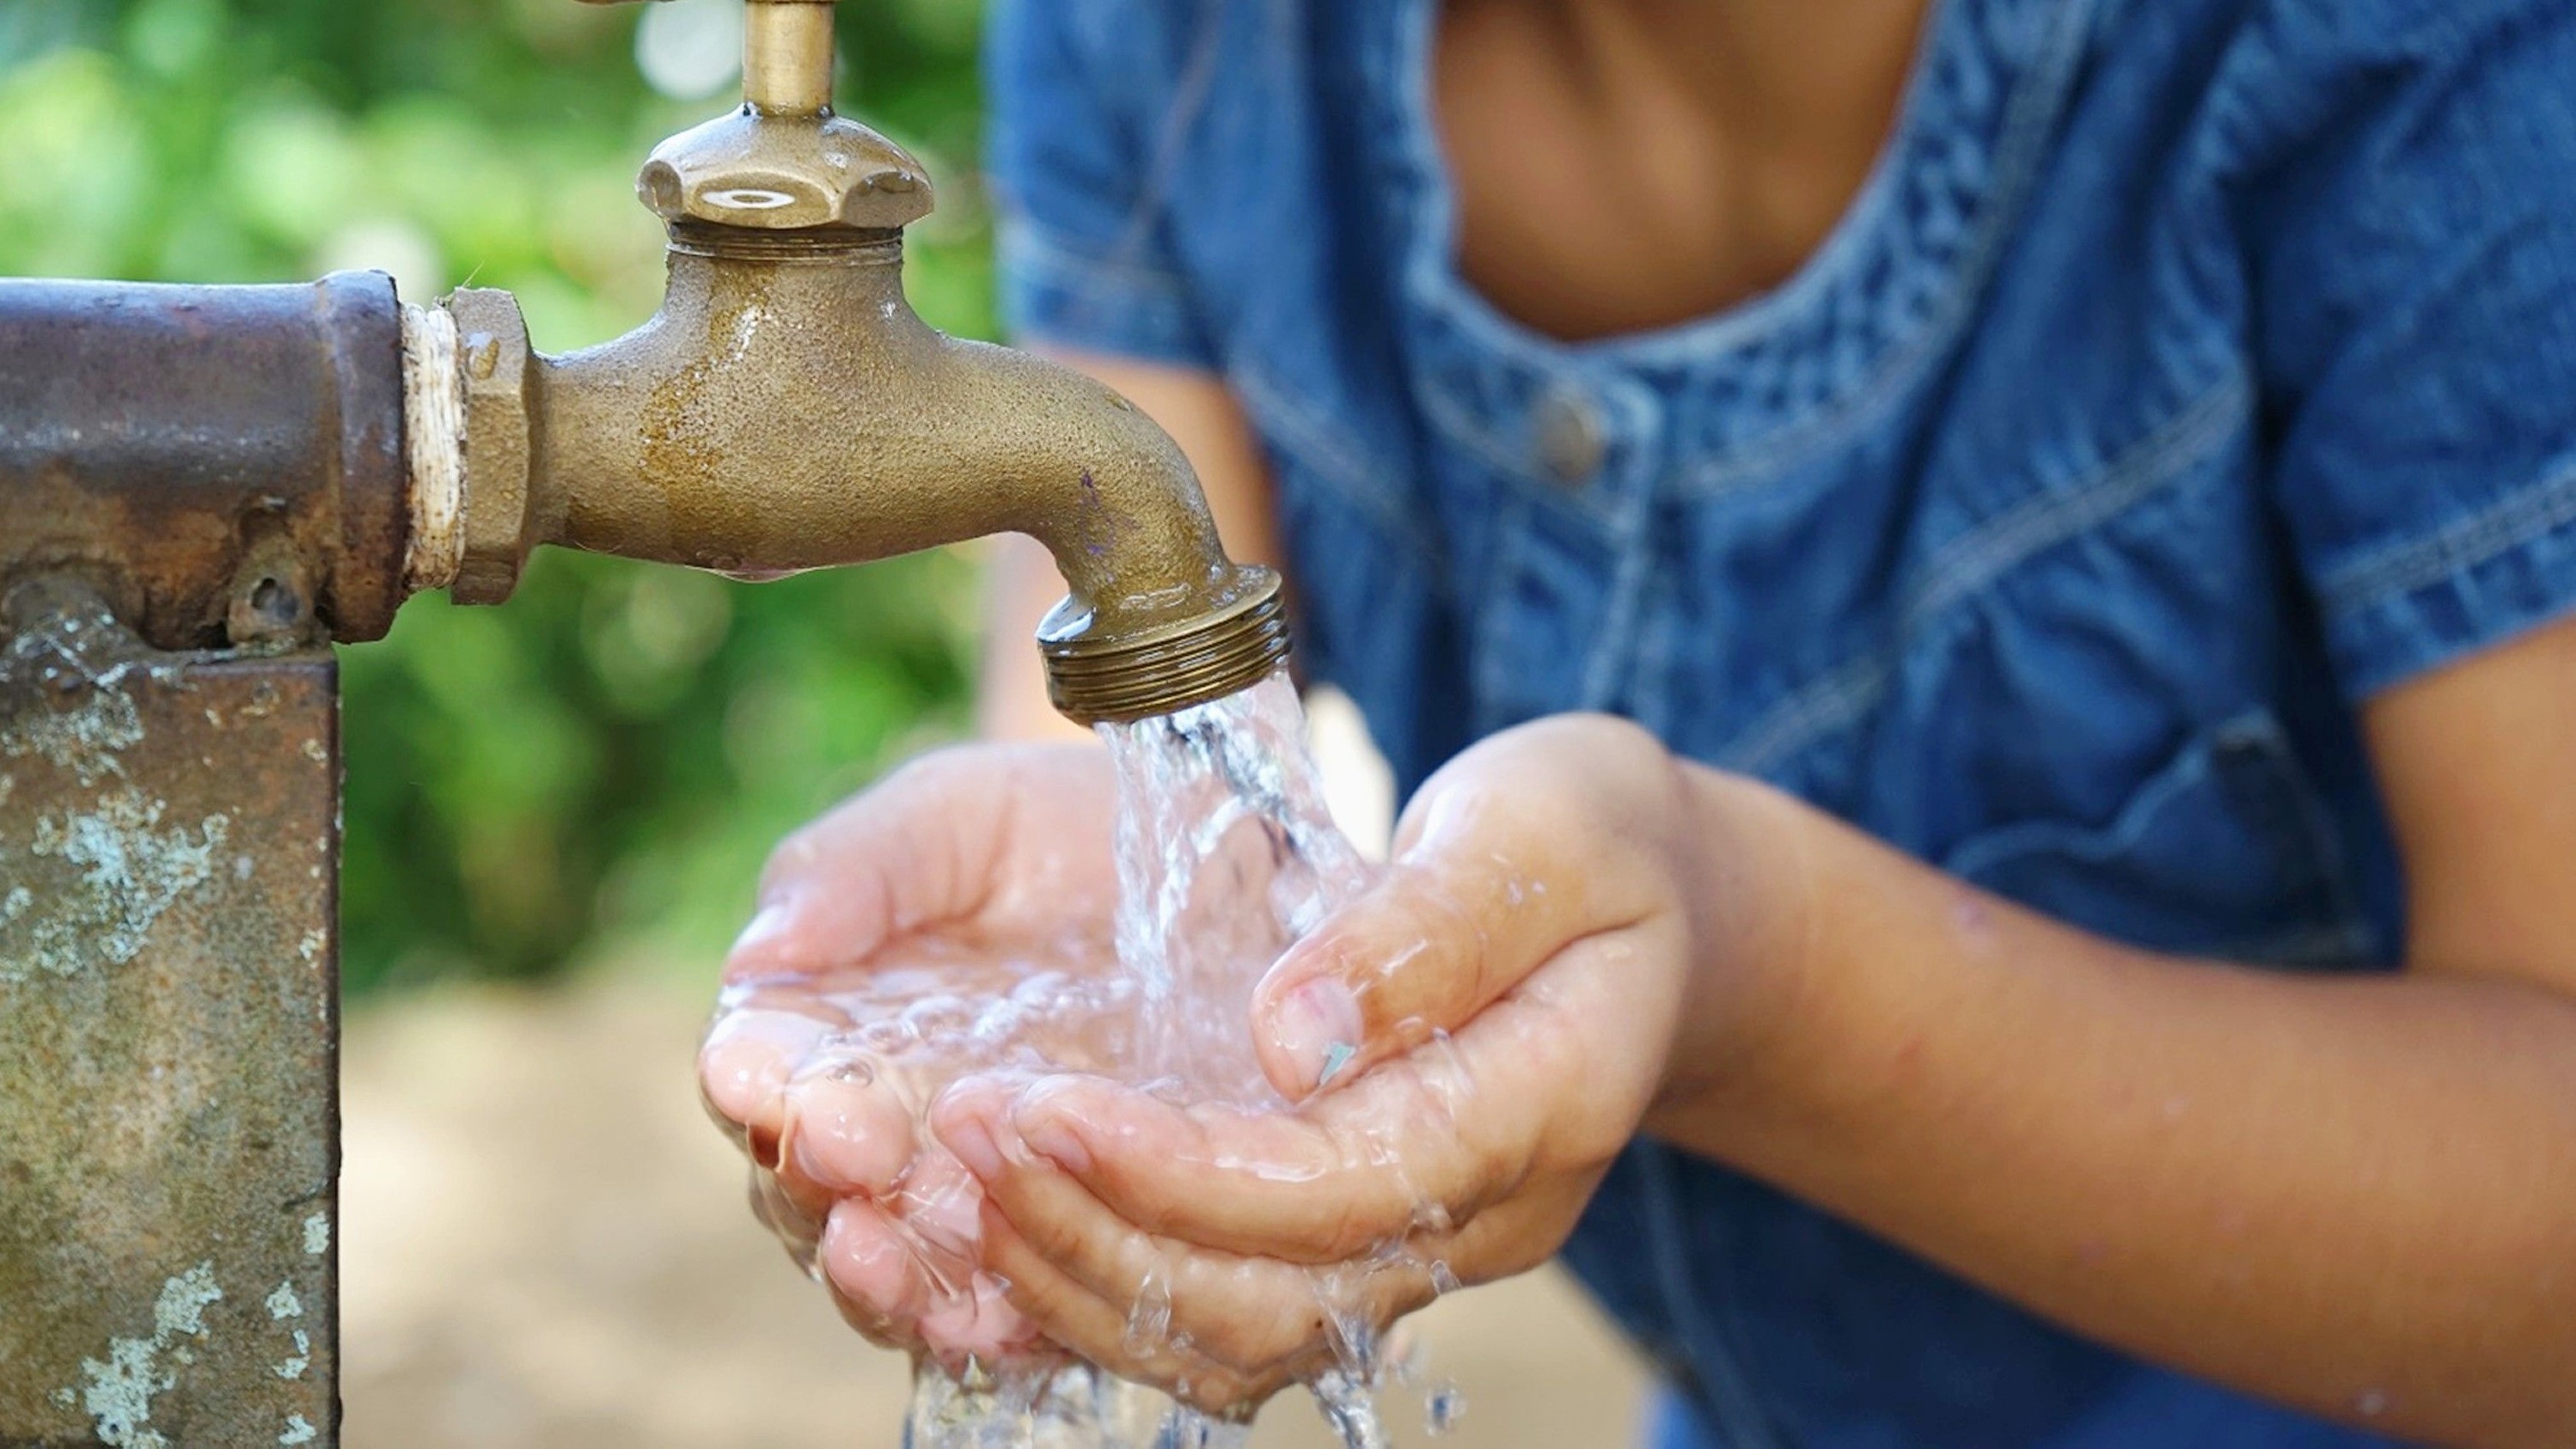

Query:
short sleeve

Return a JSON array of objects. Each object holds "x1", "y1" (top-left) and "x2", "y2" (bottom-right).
[
  {"x1": 2252, "y1": 3, "x2": 2576, "y2": 699},
  {"x1": 982, "y1": 0, "x2": 1215, "y2": 367}
]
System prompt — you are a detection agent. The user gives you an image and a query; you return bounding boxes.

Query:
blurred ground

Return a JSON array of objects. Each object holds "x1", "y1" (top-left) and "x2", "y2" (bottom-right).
[{"x1": 340, "y1": 976, "x2": 1650, "y2": 1448}]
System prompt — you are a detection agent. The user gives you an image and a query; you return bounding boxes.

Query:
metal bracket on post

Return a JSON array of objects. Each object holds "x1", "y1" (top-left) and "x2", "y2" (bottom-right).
[{"x1": 0, "y1": 578, "x2": 340, "y2": 1447}]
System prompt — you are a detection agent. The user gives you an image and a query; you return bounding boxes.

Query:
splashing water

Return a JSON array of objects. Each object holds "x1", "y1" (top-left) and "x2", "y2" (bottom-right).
[
  {"x1": 705, "y1": 672, "x2": 1459, "y2": 1446},
  {"x1": 1102, "y1": 671, "x2": 1374, "y2": 1106}
]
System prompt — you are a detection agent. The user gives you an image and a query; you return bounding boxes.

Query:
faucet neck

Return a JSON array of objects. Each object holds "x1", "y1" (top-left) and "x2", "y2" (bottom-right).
[{"x1": 664, "y1": 220, "x2": 903, "y2": 266}]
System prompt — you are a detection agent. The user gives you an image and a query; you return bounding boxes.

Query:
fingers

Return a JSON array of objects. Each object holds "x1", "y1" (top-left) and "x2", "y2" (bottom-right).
[
  {"x1": 985, "y1": 1004, "x2": 1560, "y2": 1263},
  {"x1": 1251, "y1": 775, "x2": 1649, "y2": 1099},
  {"x1": 818, "y1": 1197, "x2": 929, "y2": 1332},
  {"x1": 701, "y1": 1001, "x2": 927, "y2": 1205},
  {"x1": 954, "y1": 1101, "x2": 1331, "y2": 1373},
  {"x1": 973, "y1": 1201, "x2": 1282, "y2": 1415},
  {"x1": 965, "y1": 1141, "x2": 1570, "y2": 1413},
  {"x1": 700, "y1": 1005, "x2": 837, "y2": 1134},
  {"x1": 1006, "y1": 1076, "x2": 1446, "y2": 1263},
  {"x1": 782, "y1": 1061, "x2": 918, "y2": 1196},
  {"x1": 815, "y1": 1195, "x2": 1046, "y2": 1366},
  {"x1": 916, "y1": 1269, "x2": 1043, "y2": 1370},
  {"x1": 726, "y1": 743, "x2": 1116, "y2": 982}
]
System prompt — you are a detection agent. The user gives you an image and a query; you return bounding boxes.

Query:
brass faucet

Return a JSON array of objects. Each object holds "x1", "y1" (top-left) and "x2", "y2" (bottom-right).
[{"x1": 406, "y1": 0, "x2": 1287, "y2": 723}]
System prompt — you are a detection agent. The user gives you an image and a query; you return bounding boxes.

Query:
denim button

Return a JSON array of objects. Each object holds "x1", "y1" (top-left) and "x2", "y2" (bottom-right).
[{"x1": 1534, "y1": 383, "x2": 1606, "y2": 487}]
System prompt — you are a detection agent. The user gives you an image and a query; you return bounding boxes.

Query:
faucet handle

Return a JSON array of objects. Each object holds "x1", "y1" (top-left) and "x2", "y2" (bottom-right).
[{"x1": 629, "y1": 0, "x2": 936, "y2": 233}]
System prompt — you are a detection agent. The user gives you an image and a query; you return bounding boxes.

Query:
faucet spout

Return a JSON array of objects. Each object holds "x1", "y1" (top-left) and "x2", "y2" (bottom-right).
[
  {"x1": 432, "y1": 225, "x2": 1285, "y2": 724},
  {"x1": 404, "y1": 0, "x2": 1287, "y2": 723}
]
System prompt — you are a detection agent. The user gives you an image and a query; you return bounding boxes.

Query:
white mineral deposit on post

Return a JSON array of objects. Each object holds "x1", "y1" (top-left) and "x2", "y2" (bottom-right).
[{"x1": 75, "y1": 1262, "x2": 222, "y2": 1449}]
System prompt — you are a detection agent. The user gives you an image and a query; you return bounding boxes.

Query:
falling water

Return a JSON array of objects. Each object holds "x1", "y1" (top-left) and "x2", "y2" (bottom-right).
[
  {"x1": 1099, "y1": 670, "x2": 1374, "y2": 1108},
  {"x1": 709, "y1": 672, "x2": 1456, "y2": 1446}
]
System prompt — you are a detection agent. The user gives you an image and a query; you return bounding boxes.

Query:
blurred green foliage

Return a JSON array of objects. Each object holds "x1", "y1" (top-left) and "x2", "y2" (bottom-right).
[{"x1": 0, "y1": 0, "x2": 993, "y2": 989}]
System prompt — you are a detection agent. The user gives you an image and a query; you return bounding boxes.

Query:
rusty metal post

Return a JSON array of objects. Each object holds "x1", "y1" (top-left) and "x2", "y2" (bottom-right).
[
  {"x1": 0, "y1": 578, "x2": 341, "y2": 1446},
  {"x1": 0, "y1": 273, "x2": 409, "y2": 652}
]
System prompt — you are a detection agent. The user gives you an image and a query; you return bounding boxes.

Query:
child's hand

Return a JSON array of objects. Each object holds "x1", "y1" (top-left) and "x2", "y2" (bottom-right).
[
  {"x1": 697, "y1": 742, "x2": 1130, "y2": 1371},
  {"x1": 929, "y1": 716, "x2": 1801, "y2": 1411}
]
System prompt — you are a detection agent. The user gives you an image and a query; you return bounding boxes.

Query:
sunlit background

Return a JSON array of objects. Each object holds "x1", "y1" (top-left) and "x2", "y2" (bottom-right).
[
  {"x1": 0, "y1": 0, "x2": 988, "y2": 991},
  {"x1": 0, "y1": 1, "x2": 1644, "y2": 1441}
]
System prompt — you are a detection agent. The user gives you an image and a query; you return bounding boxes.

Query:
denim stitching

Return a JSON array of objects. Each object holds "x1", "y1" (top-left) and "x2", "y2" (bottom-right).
[
  {"x1": 2228, "y1": 708, "x2": 2377, "y2": 950},
  {"x1": 1382, "y1": 0, "x2": 1948, "y2": 485},
  {"x1": 1636, "y1": 1143, "x2": 1784, "y2": 1449},
  {"x1": 1383, "y1": 0, "x2": 1952, "y2": 478},
  {"x1": 1410, "y1": 366, "x2": 1583, "y2": 503},
  {"x1": 1229, "y1": 360, "x2": 1441, "y2": 553},
  {"x1": 1677, "y1": 0, "x2": 2101, "y2": 498},
  {"x1": 1625, "y1": 568, "x2": 1679, "y2": 737},
  {"x1": 1395, "y1": 0, "x2": 2096, "y2": 500},
  {"x1": 1581, "y1": 496, "x2": 1661, "y2": 712},
  {"x1": 1000, "y1": 217, "x2": 1197, "y2": 300},
  {"x1": 1942, "y1": 735, "x2": 2218, "y2": 883},
  {"x1": 1102, "y1": 0, "x2": 1228, "y2": 284},
  {"x1": 1472, "y1": 492, "x2": 1534, "y2": 737},
  {"x1": 2316, "y1": 451, "x2": 2576, "y2": 620},
  {"x1": 1718, "y1": 374, "x2": 2251, "y2": 773}
]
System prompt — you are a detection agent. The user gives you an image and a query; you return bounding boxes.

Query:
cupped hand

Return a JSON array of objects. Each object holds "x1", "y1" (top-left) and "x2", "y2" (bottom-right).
[
  {"x1": 929, "y1": 715, "x2": 1802, "y2": 1413},
  {"x1": 697, "y1": 741, "x2": 1134, "y2": 1371}
]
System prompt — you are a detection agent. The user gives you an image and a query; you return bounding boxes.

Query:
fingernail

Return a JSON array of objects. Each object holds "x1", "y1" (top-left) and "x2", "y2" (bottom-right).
[
  {"x1": 730, "y1": 900, "x2": 797, "y2": 959},
  {"x1": 1271, "y1": 977, "x2": 1364, "y2": 1094},
  {"x1": 945, "y1": 1116, "x2": 1006, "y2": 1181},
  {"x1": 1019, "y1": 1116, "x2": 1094, "y2": 1177}
]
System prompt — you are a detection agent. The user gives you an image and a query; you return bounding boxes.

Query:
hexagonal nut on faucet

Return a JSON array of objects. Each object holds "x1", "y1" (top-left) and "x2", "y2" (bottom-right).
[
  {"x1": 444, "y1": 287, "x2": 536, "y2": 605},
  {"x1": 637, "y1": 110, "x2": 934, "y2": 232}
]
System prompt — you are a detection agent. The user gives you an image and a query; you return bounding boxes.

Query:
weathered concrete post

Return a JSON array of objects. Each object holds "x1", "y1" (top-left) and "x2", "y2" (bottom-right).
[{"x1": 0, "y1": 583, "x2": 342, "y2": 1447}]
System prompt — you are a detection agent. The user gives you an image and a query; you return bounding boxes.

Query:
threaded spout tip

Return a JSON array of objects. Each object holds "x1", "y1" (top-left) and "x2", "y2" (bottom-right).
[{"x1": 1039, "y1": 568, "x2": 1292, "y2": 724}]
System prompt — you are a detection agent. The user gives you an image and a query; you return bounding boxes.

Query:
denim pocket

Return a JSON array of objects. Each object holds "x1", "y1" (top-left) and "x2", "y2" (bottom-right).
[{"x1": 1940, "y1": 708, "x2": 2380, "y2": 968}]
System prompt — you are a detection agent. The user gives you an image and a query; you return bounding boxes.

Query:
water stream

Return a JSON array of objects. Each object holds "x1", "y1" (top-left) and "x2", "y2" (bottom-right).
[{"x1": 706, "y1": 673, "x2": 1456, "y2": 1446}]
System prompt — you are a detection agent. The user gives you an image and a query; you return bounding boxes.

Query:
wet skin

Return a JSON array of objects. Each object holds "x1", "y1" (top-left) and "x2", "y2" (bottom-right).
[
  {"x1": 716, "y1": 0, "x2": 2576, "y2": 1435},
  {"x1": 713, "y1": 613, "x2": 2576, "y2": 1441},
  {"x1": 704, "y1": 716, "x2": 1724, "y2": 1408}
]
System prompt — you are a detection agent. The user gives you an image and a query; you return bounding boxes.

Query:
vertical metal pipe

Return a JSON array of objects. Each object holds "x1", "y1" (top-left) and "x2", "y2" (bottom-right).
[{"x1": 743, "y1": 1, "x2": 835, "y2": 114}]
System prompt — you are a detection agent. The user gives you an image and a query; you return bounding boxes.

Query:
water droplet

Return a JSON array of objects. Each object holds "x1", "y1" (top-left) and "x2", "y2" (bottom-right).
[
  {"x1": 1425, "y1": 1381, "x2": 1465, "y2": 1434},
  {"x1": 1123, "y1": 1270, "x2": 1173, "y2": 1358}
]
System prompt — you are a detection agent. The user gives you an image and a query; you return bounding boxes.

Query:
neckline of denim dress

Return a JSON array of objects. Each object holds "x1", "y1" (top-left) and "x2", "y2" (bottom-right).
[{"x1": 1365, "y1": 0, "x2": 2093, "y2": 508}]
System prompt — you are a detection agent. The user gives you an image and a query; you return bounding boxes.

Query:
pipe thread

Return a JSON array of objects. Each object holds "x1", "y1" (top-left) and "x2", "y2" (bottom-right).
[
  {"x1": 1042, "y1": 578, "x2": 1294, "y2": 724},
  {"x1": 664, "y1": 221, "x2": 902, "y2": 263}
]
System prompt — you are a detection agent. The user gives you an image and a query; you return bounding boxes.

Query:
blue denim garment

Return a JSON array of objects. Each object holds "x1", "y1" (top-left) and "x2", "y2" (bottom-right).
[{"x1": 984, "y1": 0, "x2": 2576, "y2": 1442}]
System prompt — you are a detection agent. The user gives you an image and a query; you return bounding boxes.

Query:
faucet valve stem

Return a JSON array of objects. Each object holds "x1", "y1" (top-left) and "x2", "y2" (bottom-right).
[{"x1": 743, "y1": 0, "x2": 836, "y2": 116}]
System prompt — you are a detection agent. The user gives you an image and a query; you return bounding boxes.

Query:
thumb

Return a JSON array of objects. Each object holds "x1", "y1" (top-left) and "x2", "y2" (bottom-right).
[
  {"x1": 725, "y1": 746, "x2": 1060, "y2": 981},
  {"x1": 1248, "y1": 778, "x2": 1618, "y2": 1099}
]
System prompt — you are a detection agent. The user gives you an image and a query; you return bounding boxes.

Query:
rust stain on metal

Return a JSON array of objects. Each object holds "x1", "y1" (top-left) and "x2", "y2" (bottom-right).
[
  {"x1": 0, "y1": 272, "x2": 408, "y2": 651},
  {"x1": 0, "y1": 579, "x2": 339, "y2": 1446}
]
